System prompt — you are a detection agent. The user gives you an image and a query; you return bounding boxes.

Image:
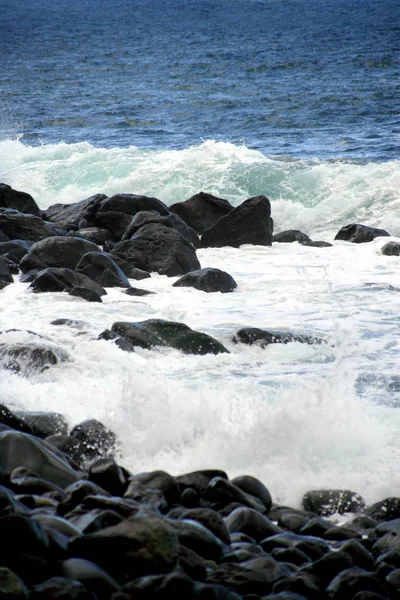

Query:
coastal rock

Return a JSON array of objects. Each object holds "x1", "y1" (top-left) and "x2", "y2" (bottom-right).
[
  {"x1": 381, "y1": 241, "x2": 400, "y2": 256},
  {"x1": 69, "y1": 227, "x2": 114, "y2": 245},
  {"x1": 0, "y1": 240, "x2": 32, "y2": 264},
  {"x1": 173, "y1": 268, "x2": 237, "y2": 293},
  {"x1": 232, "y1": 327, "x2": 326, "y2": 348},
  {"x1": 273, "y1": 230, "x2": 312, "y2": 244},
  {"x1": 225, "y1": 507, "x2": 281, "y2": 542},
  {"x1": 171, "y1": 508, "x2": 231, "y2": 545},
  {"x1": 302, "y1": 240, "x2": 333, "y2": 248},
  {"x1": 204, "y1": 477, "x2": 266, "y2": 512},
  {"x1": 0, "y1": 430, "x2": 79, "y2": 488},
  {"x1": 176, "y1": 470, "x2": 228, "y2": 496},
  {"x1": 69, "y1": 286, "x2": 103, "y2": 302},
  {"x1": 0, "y1": 210, "x2": 61, "y2": 242},
  {"x1": 97, "y1": 193, "x2": 170, "y2": 217},
  {"x1": 0, "y1": 183, "x2": 41, "y2": 217},
  {"x1": 94, "y1": 210, "x2": 134, "y2": 241},
  {"x1": 125, "y1": 470, "x2": 180, "y2": 507},
  {"x1": 201, "y1": 195, "x2": 273, "y2": 248},
  {"x1": 170, "y1": 518, "x2": 225, "y2": 561},
  {"x1": 302, "y1": 489, "x2": 366, "y2": 516},
  {"x1": 366, "y1": 498, "x2": 400, "y2": 522},
  {"x1": 0, "y1": 331, "x2": 68, "y2": 375},
  {"x1": 70, "y1": 419, "x2": 117, "y2": 462},
  {"x1": 170, "y1": 191, "x2": 234, "y2": 234},
  {"x1": 109, "y1": 319, "x2": 229, "y2": 355},
  {"x1": 111, "y1": 223, "x2": 200, "y2": 276},
  {"x1": 62, "y1": 557, "x2": 120, "y2": 599},
  {"x1": 121, "y1": 210, "x2": 200, "y2": 247},
  {"x1": 44, "y1": 194, "x2": 107, "y2": 230},
  {"x1": 326, "y1": 567, "x2": 390, "y2": 599},
  {"x1": 124, "y1": 287, "x2": 154, "y2": 296},
  {"x1": 14, "y1": 412, "x2": 68, "y2": 439},
  {"x1": 334, "y1": 223, "x2": 390, "y2": 243},
  {"x1": 89, "y1": 458, "x2": 127, "y2": 497},
  {"x1": 107, "y1": 254, "x2": 151, "y2": 279},
  {"x1": 230, "y1": 475, "x2": 272, "y2": 513},
  {"x1": 68, "y1": 516, "x2": 180, "y2": 580},
  {"x1": 31, "y1": 576, "x2": 96, "y2": 599},
  {"x1": 21, "y1": 236, "x2": 101, "y2": 271},
  {"x1": 29, "y1": 267, "x2": 107, "y2": 297},
  {"x1": 0, "y1": 404, "x2": 33, "y2": 434},
  {"x1": 75, "y1": 252, "x2": 131, "y2": 288},
  {"x1": 0, "y1": 256, "x2": 13, "y2": 286},
  {"x1": 119, "y1": 572, "x2": 199, "y2": 600}
]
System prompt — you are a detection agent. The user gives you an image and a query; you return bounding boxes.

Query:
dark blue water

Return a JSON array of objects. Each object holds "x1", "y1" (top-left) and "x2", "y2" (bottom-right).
[{"x1": 1, "y1": 0, "x2": 399, "y2": 159}]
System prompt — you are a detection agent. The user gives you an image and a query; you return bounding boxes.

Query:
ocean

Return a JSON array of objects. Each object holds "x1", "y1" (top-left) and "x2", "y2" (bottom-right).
[{"x1": 0, "y1": 0, "x2": 399, "y2": 508}]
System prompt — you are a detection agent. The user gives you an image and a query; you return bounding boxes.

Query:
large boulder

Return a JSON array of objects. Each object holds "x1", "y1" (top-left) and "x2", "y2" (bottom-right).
[
  {"x1": 0, "y1": 183, "x2": 41, "y2": 217},
  {"x1": 170, "y1": 192, "x2": 234, "y2": 234},
  {"x1": 75, "y1": 252, "x2": 130, "y2": 288},
  {"x1": 94, "y1": 211, "x2": 134, "y2": 241},
  {"x1": 0, "y1": 430, "x2": 79, "y2": 488},
  {"x1": 232, "y1": 327, "x2": 326, "y2": 347},
  {"x1": 201, "y1": 195, "x2": 273, "y2": 248},
  {"x1": 302, "y1": 490, "x2": 366, "y2": 516},
  {"x1": 97, "y1": 193, "x2": 169, "y2": 217},
  {"x1": 111, "y1": 224, "x2": 200, "y2": 276},
  {"x1": 173, "y1": 268, "x2": 237, "y2": 293},
  {"x1": 108, "y1": 319, "x2": 229, "y2": 355},
  {"x1": 28, "y1": 267, "x2": 107, "y2": 296},
  {"x1": 334, "y1": 224, "x2": 390, "y2": 243},
  {"x1": 121, "y1": 210, "x2": 199, "y2": 247},
  {"x1": 0, "y1": 240, "x2": 32, "y2": 264},
  {"x1": 273, "y1": 230, "x2": 312, "y2": 244},
  {"x1": 0, "y1": 210, "x2": 61, "y2": 242},
  {"x1": 20, "y1": 236, "x2": 101, "y2": 272},
  {"x1": 43, "y1": 194, "x2": 107, "y2": 230}
]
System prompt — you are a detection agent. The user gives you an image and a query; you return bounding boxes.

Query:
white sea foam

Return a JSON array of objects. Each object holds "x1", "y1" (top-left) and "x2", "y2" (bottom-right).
[
  {"x1": 0, "y1": 239, "x2": 399, "y2": 508},
  {"x1": 1, "y1": 139, "x2": 399, "y2": 238}
]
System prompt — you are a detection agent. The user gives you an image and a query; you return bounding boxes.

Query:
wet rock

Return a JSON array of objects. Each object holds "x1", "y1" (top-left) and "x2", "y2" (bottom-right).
[
  {"x1": 0, "y1": 183, "x2": 41, "y2": 217},
  {"x1": 107, "y1": 254, "x2": 151, "y2": 279},
  {"x1": 15, "y1": 412, "x2": 68, "y2": 439},
  {"x1": 0, "y1": 240, "x2": 32, "y2": 264},
  {"x1": 230, "y1": 475, "x2": 272, "y2": 513},
  {"x1": 21, "y1": 236, "x2": 101, "y2": 271},
  {"x1": 204, "y1": 477, "x2": 266, "y2": 512},
  {"x1": 98, "y1": 329, "x2": 136, "y2": 353},
  {"x1": 170, "y1": 518, "x2": 225, "y2": 561},
  {"x1": 31, "y1": 576, "x2": 96, "y2": 599},
  {"x1": 0, "y1": 404, "x2": 33, "y2": 434},
  {"x1": 0, "y1": 210, "x2": 62, "y2": 242},
  {"x1": 173, "y1": 268, "x2": 237, "y2": 293},
  {"x1": 176, "y1": 470, "x2": 228, "y2": 496},
  {"x1": 121, "y1": 210, "x2": 200, "y2": 247},
  {"x1": 62, "y1": 557, "x2": 120, "y2": 599},
  {"x1": 69, "y1": 227, "x2": 114, "y2": 245},
  {"x1": 0, "y1": 330, "x2": 68, "y2": 374},
  {"x1": 201, "y1": 195, "x2": 273, "y2": 248},
  {"x1": 75, "y1": 252, "x2": 131, "y2": 287},
  {"x1": 271, "y1": 572, "x2": 322, "y2": 599},
  {"x1": 302, "y1": 489, "x2": 366, "y2": 516},
  {"x1": 69, "y1": 516, "x2": 180, "y2": 581},
  {"x1": 69, "y1": 286, "x2": 103, "y2": 302},
  {"x1": 70, "y1": 419, "x2": 117, "y2": 462},
  {"x1": 233, "y1": 327, "x2": 326, "y2": 348},
  {"x1": 381, "y1": 241, "x2": 400, "y2": 256},
  {"x1": 112, "y1": 223, "x2": 200, "y2": 276},
  {"x1": 278, "y1": 512, "x2": 310, "y2": 534},
  {"x1": 109, "y1": 319, "x2": 229, "y2": 355},
  {"x1": 301, "y1": 240, "x2": 333, "y2": 247},
  {"x1": 97, "y1": 193, "x2": 170, "y2": 218},
  {"x1": 94, "y1": 210, "x2": 134, "y2": 240},
  {"x1": 273, "y1": 230, "x2": 312, "y2": 244},
  {"x1": 299, "y1": 516, "x2": 332, "y2": 537},
  {"x1": 88, "y1": 457, "x2": 126, "y2": 497},
  {"x1": 260, "y1": 533, "x2": 330, "y2": 560},
  {"x1": 271, "y1": 546, "x2": 310, "y2": 567},
  {"x1": 56, "y1": 480, "x2": 112, "y2": 517},
  {"x1": 45, "y1": 435, "x2": 86, "y2": 469},
  {"x1": 366, "y1": 498, "x2": 400, "y2": 522},
  {"x1": 0, "y1": 566, "x2": 29, "y2": 598},
  {"x1": 170, "y1": 191, "x2": 234, "y2": 235},
  {"x1": 171, "y1": 508, "x2": 231, "y2": 545},
  {"x1": 120, "y1": 572, "x2": 198, "y2": 600},
  {"x1": 225, "y1": 507, "x2": 281, "y2": 542},
  {"x1": 301, "y1": 549, "x2": 354, "y2": 588},
  {"x1": 125, "y1": 470, "x2": 179, "y2": 507},
  {"x1": 44, "y1": 194, "x2": 107, "y2": 230},
  {"x1": 334, "y1": 223, "x2": 390, "y2": 243},
  {"x1": 124, "y1": 286, "x2": 154, "y2": 296},
  {"x1": 0, "y1": 430, "x2": 79, "y2": 488},
  {"x1": 29, "y1": 267, "x2": 106, "y2": 297},
  {"x1": 340, "y1": 539, "x2": 375, "y2": 570},
  {"x1": 326, "y1": 567, "x2": 390, "y2": 599},
  {"x1": 9, "y1": 473, "x2": 64, "y2": 496}
]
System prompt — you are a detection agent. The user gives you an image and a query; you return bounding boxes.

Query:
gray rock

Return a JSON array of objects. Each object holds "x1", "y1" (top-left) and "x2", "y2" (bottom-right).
[
  {"x1": 0, "y1": 183, "x2": 41, "y2": 217},
  {"x1": 334, "y1": 223, "x2": 390, "y2": 243},
  {"x1": 173, "y1": 267, "x2": 237, "y2": 293}
]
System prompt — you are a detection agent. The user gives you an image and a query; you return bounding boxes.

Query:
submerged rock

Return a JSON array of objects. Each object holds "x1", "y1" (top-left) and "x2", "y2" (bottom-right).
[
  {"x1": 173, "y1": 267, "x2": 237, "y2": 293},
  {"x1": 109, "y1": 319, "x2": 229, "y2": 355},
  {"x1": 232, "y1": 327, "x2": 326, "y2": 347},
  {"x1": 29, "y1": 267, "x2": 107, "y2": 297},
  {"x1": 381, "y1": 241, "x2": 400, "y2": 256},
  {"x1": 201, "y1": 195, "x2": 273, "y2": 248},
  {"x1": 334, "y1": 223, "x2": 390, "y2": 243},
  {"x1": 273, "y1": 230, "x2": 312, "y2": 244}
]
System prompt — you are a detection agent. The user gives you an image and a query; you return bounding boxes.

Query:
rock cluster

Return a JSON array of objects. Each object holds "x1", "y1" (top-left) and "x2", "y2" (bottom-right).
[{"x1": 0, "y1": 403, "x2": 398, "y2": 598}]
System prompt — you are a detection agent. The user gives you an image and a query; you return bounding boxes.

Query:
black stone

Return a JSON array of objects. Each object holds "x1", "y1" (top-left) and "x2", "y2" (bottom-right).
[
  {"x1": 124, "y1": 287, "x2": 154, "y2": 296},
  {"x1": 0, "y1": 183, "x2": 41, "y2": 217},
  {"x1": 88, "y1": 457, "x2": 126, "y2": 497},
  {"x1": 69, "y1": 227, "x2": 114, "y2": 245},
  {"x1": 121, "y1": 210, "x2": 200, "y2": 247},
  {"x1": 97, "y1": 193, "x2": 169, "y2": 217},
  {"x1": 0, "y1": 240, "x2": 32, "y2": 264},
  {"x1": 225, "y1": 507, "x2": 281, "y2": 542},
  {"x1": 230, "y1": 475, "x2": 272, "y2": 513},
  {"x1": 21, "y1": 236, "x2": 101, "y2": 271},
  {"x1": 170, "y1": 191, "x2": 234, "y2": 235},
  {"x1": 173, "y1": 268, "x2": 237, "y2": 293},
  {"x1": 125, "y1": 470, "x2": 179, "y2": 507},
  {"x1": 62, "y1": 557, "x2": 120, "y2": 599},
  {"x1": 75, "y1": 252, "x2": 131, "y2": 288},
  {"x1": 70, "y1": 419, "x2": 117, "y2": 461},
  {"x1": 44, "y1": 194, "x2": 107, "y2": 230},
  {"x1": 366, "y1": 498, "x2": 400, "y2": 522},
  {"x1": 31, "y1": 576, "x2": 96, "y2": 599},
  {"x1": 201, "y1": 195, "x2": 273, "y2": 248},
  {"x1": 334, "y1": 223, "x2": 390, "y2": 243},
  {"x1": 29, "y1": 267, "x2": 106, "y2": 297},
  {"x1": 326, "y1": 567, "x2": 390, "y2": 599},
  {"x1": 69, "y1": 286, "x2": 103, "y2": 302},
  {"x1": 0, "y1": 210, "x2": 62, "y2": 242},
  {"x1": 94, "y1": 211, "x2": 134, "y2": 241},
  {"x1": 273, "y1": 230, "x2": 312, "y2": 244},
  {"x1": 381, "y1": 241, "x2": 400, "y2": 256},
  {"x1": 15, "y1": 412, "x2": 68, "y2": 439},
  {"x1": 233, "y1": 327, "x2": 326, "y2": 348},
  {"x1": 107, "y1": 253, "x2": 151, "y2": 279}
]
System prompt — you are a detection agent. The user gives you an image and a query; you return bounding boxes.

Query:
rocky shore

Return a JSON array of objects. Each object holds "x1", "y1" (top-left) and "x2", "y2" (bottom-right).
[{"x1": 0, "y1": 183, "x2": 400, "y2": 598}]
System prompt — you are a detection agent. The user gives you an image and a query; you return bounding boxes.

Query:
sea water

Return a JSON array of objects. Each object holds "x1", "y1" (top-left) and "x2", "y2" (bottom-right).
[{"x1": 0, "y1": 0, "x2": 399, "y2": 508}]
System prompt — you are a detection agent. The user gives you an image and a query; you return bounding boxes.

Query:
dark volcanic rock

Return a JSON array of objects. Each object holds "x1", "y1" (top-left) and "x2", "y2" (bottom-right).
[
  {"x1": 21, "y1": 236, "x2": 101, "y2": 271},
  {"x1": 0, "y1": 256, "x2": 13, "y2": 285},
  {"x1": 44, "y1": 194, "x2": 107, "y2": 230},
  {"x1": 0, "y1": 429, "x2": 79, "y2": 488},
  {"x1": 69, "y1": 287, "x2": 103, "y2": 302},
  {"x1": 94, "y1": 211, "x2": 134, "y2": 241},
  {"x1": 89, "y1": 457, "x2": 126, "y2": 497},
  {"x1": 381, "y1": 241, "x2": 400, "y2": 256},
  {"x1": 201, "y1": 195, "x2": 273, "y2": 248},
  {"x1": 225, "y1": 507, "x2": 281, "y2": 542},
  {"x1": 273, "y1": 230, "x2": 312, "y2": 244},
  {"x1": 230, "y1": 475, "x2": 272, "y2": 513},
  {"x1": 302, "y1": 489, "x2": 366, "y2": 516},
  {"x1": 0, "y1": 404, "x2": 33, "y2": 434},
  {"x1": 32, "y1": 576, "x2": 96, "y2": 599},
  {"x1": 61, "y1": 557, "x2": 120, "y2": 598},
  {"x1": 69, "y1": 227, "x2": 114, "y2": 245},
  {"x1": 366, "y1": 498, "x2": 400, "y2": 522},
  {"x1": 98, "y1": 193, "x2": 170, "y2": 217},
  {"x1": 0, "y1": 240, "x2": 32, "y2": 264},
  {"x1": 125, "y1": 470, "x2": 180, "y2": 507},
  {"x1": 14, "y1": 412, "x2": 68, "y2": 439},
  {"x1": 76, "y1": 252, "x2": 130, "y2": 288},
  {"x1": 0, "y1": 183, "x2": 41, "y2": 217},
  {"x1": 29, "y1": 267, "x2": 107, "y2": 297},
  {"x1": 326, "y1": 567, "x2": 390, "y2": 599},
  {"x1": 111, "y1": 223, "x2": 200, "y2": 276},
  {"x1": 0, "y1": 210, "x2": 61, "y2": 242},
  {"x1": 170, "y1": 191, "x2": 234, "y2": 234},
  {"x1": 70, "y1": 419, "x2": 117, "y2": 461},
  {"x1": 121, "y1": 210, "x2": 200, "y2": 247},
  {"x1": 109, "y1": 319, "x2": 229, "y2": 355},
  {"x1": 173, "y1": 268, "x2": 237, "y2": 293},
  {"x1": 0, "y1": 330, "x2": 68, "y2": 375},
  {"x1": 334, "y1": 223, "x2": 390, "y2": 243},
  {"x1": 107, "y1": 254, "x2": 151, "y2": 280},
  {"x1": 204, "y1": 477, "x2": 266, "y2": 512},
  {"x1": 124, "y1": 287, "x2": 154, "y2": 296},
  {"x1": 232, "y1": 327, "x2": 326, "y2": 348}
]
